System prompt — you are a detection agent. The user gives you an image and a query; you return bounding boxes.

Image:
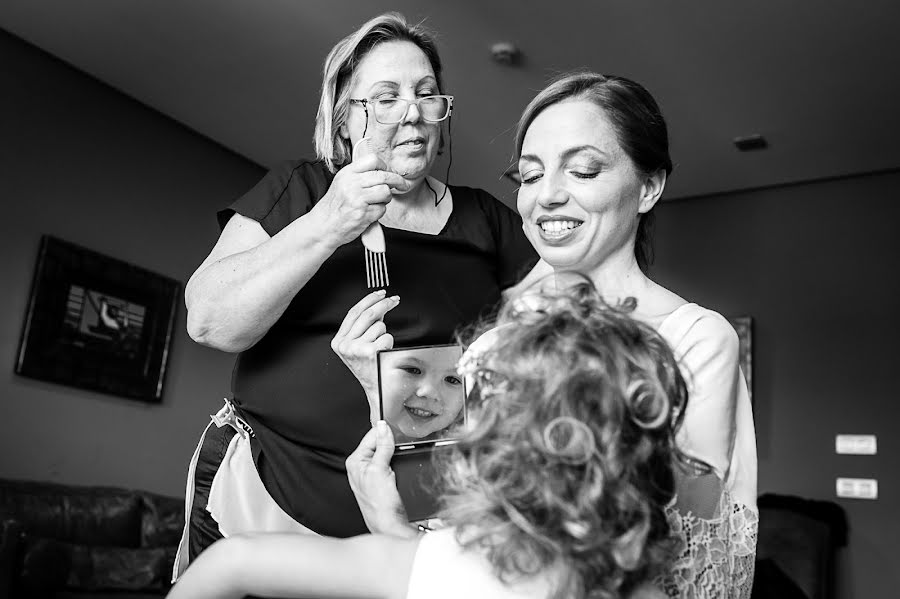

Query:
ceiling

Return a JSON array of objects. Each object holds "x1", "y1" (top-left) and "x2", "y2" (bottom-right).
[{"x1": 3, "y1": 0, "x2": 900, "y2": 202}]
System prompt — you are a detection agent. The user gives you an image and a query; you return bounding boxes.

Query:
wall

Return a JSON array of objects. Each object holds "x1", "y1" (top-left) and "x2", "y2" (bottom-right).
[
  {"x1": 653, "y1": 170, "x2": 900, "y2": 598},
  {"x1": 0, "y1": 30, "x2": 265, "y2": 497},
  {"x1": 4, "y1": 22, "x2": 898, "y2": 598}
]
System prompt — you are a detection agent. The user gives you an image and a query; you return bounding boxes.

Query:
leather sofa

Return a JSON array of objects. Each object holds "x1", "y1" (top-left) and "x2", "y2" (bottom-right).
[
  {"x1": 0, "y1": 477, "x2": 183, "y2": 599},
  {"x1": 0, "y1": 478, "x2": 848, "y2": 599},
  {"x1": 752, "y1": 493, "x2": 848, "y2": 599}
]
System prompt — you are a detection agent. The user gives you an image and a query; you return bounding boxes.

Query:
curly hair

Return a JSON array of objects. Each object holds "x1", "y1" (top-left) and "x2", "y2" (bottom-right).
[{"x1": 437, "y1": 276, "x2": 704, "y2": 599}]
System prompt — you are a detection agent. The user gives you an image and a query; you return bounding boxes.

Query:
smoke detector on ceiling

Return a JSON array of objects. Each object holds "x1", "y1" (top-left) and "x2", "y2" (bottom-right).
[{"x1": 491, "y1": 42, "x2": 521, "y2": 65}]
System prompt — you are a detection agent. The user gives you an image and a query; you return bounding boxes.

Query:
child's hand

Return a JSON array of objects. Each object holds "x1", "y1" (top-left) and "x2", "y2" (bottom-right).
[{"x1": 345, "y1": 421, "x2": 415, "y2": 538}]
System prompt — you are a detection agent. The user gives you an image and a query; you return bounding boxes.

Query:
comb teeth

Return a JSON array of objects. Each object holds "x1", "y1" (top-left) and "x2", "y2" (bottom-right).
[
  {"x1": 355, "y1": 138, "x2": 389, "y2": 289},
  {"x1": 365, "y1": 248, "x2": 389, "y2": 289}
]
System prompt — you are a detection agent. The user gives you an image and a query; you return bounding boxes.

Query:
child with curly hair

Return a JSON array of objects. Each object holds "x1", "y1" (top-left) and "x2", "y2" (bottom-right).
[
  {"x1": 169, "y1": 281, "x2": 702, "y2": 599},
  {"x1": 168, "y1": 279, "x2": 700, "y2": 599}
]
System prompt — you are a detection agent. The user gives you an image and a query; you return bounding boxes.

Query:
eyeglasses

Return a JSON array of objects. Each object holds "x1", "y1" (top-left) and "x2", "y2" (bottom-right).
[{"x1": 349, "y1": 95, "x2": 454, "y2": 124}]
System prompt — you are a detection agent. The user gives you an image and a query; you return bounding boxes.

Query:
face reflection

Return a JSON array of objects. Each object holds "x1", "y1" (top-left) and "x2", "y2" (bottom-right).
[
  {"x1": 517, "y1": 100, "x2": 653, "y2": 275},
  {"x1": 344, "y1": 40, "x2": 441, "y2": 181},
  {"x1": 380, "y1": 347, "x2": 465, "y2": 443}
]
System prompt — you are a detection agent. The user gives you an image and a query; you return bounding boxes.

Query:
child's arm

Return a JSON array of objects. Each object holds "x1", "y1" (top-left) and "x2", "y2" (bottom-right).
[
  {"x1": 346, "y1": 422, "x2": 420, "y2": 538},
  {"x1": 167, "y1": 533, "x2": 420, "y2": 599}
]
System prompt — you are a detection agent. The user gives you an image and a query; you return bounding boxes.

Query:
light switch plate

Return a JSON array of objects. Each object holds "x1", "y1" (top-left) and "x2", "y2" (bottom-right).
[
  {"x1": 836, "y1": 434, "x2": 877, "y2": 455},
  {"x1": 836, "y1": 477, "x2": 878, "y2": 499}
]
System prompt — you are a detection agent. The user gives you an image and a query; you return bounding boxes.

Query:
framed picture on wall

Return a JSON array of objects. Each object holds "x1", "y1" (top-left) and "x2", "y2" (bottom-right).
[
  {"x1": 15, "y1": 235, "x2": 180, "y2": 403},
  {"x1": 728, "y1": 315, "x2": 753, "y2": 404}
]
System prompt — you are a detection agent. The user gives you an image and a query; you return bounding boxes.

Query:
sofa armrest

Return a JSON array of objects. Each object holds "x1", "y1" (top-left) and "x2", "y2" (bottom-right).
[
  {"x1": 0, "y1": 519, "x2": 24, "y2": 598},
  {"x1": 756, "y1": 493, "x2": 847, "y2": 599}
]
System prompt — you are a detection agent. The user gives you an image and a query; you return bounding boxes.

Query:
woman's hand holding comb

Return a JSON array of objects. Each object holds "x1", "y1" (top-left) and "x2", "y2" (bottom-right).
[{"x1": 310, "y1": 138, "x2": 410, "y2": 248}]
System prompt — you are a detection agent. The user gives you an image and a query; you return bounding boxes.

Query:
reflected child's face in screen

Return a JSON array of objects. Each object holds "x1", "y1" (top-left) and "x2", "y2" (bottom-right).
[{"x1": 380, "y1": 346, "x2": 464, "y2": 443}]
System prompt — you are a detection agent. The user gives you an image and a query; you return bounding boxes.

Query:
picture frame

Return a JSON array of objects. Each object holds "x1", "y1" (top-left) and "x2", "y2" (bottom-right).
[
  {"x1": 728, "y1": 315, "x2": 753, "y2": 404},
  {"x1": 15, "y1": 235, "x2": 180, "y2": 403}
]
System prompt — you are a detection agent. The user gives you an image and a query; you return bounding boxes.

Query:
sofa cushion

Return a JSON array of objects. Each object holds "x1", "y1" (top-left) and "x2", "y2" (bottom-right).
[
  {"x1": 20, "y1": 536, "x2": 173, "y2": 593},
  {"x1": 139, "y1": 492, "x2": 183, "y2": 548},
  {"x1": 0, "y1": 479, "x2": 142, "y2": 547},
  {"x1": 1, "y1": 519, "x2": 24, "y2": 598},
  {"x1": 19, "y1": 537, "x2": 71, "y2": 599},
  {"x1": 67, "y1": 544, "x2": 173, "y2": 592}
]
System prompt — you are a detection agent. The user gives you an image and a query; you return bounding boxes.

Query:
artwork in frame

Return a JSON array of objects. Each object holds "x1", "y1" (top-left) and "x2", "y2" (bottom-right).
[
  {"x1": 15, "y1": 235, "x2": 180, "y2": 403},
  {"x1": 728, "y1": 315, "x2": 753, "y2": 404}
]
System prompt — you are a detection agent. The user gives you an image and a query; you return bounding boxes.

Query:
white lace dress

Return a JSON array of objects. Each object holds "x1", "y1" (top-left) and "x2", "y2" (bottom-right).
[{"x1": 656, "y1": 304, "x2": 759, "y2": 599}]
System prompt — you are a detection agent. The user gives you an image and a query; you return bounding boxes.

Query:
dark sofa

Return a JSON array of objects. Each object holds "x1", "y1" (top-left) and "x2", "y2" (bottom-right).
[
  {"x1": 0, "y1": 478, "x2": 183, "y2": 599},
  {"x1": 0, "y1": 478, "x2": 848, "y2": 599},
  {"x1": 752, "y1": 493, "x2": 848, "y2": 599}
]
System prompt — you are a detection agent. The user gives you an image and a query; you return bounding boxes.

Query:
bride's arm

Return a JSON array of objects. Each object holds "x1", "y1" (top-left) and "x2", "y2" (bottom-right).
[{"x1": 167, "y1": 533, "x2": 420, "y2": 599}]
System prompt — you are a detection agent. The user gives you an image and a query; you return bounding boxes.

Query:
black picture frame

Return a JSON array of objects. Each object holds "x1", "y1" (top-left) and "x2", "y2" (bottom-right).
[
  {"x1": 728, "y1": 315, "x2": 753, "y2": 404},
  {"x1": 15, "y1": 235, "x2": 180, "y2": 403}
]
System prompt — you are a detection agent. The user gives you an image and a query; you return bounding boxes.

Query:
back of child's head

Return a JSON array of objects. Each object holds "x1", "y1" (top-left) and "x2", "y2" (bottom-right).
[{"x1": 439, "y1": 275, "x2": 690, "y2": 599}]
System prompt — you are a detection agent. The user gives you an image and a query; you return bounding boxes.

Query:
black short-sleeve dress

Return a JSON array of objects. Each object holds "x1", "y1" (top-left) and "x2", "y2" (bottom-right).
[{"x1": 214, "y1": 159, "x2": 537, "y2": 537}]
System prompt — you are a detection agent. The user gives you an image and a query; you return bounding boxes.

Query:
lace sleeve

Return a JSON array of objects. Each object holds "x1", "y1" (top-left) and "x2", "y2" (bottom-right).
[{"x1": 659, "y1": 489, "x2": 759, "y2": 599}]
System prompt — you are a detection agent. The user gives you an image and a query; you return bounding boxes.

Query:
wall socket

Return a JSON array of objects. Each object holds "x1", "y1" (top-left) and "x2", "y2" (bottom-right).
[
  {"x1": 836, "y1": 434, "x2": 877, "y2": 455},
  {"x1": 836, "y1": 477, "x2": 878, "y2": 499}
]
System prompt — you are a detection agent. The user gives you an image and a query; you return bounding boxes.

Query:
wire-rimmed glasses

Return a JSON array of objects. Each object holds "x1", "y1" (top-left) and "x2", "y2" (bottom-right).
[{"x1": 349, "y1": 95, "x2": 454, "y2": 124}]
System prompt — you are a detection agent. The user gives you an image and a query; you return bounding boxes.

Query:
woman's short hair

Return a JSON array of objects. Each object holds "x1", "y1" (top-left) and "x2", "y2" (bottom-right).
[
  {"x1": 514, "y1": 72, "x2": 673, "y2": 273},
  {"x1": 442, "y1": 276, "x2": 700, "y2": 599},
  {"x1": 314, "y1": 12, "x2": 444, "y2": 173}
]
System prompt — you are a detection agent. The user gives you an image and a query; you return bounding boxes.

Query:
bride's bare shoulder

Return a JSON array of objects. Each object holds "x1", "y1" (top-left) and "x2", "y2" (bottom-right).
[{"x1": 632, "y1": 280, "x2": 688, "y2": 326}]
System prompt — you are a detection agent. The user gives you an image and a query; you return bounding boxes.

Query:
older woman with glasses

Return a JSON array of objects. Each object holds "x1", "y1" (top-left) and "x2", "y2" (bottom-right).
[{"x1": 173, "y1": 12, "x2": 542, "y2": 579}]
